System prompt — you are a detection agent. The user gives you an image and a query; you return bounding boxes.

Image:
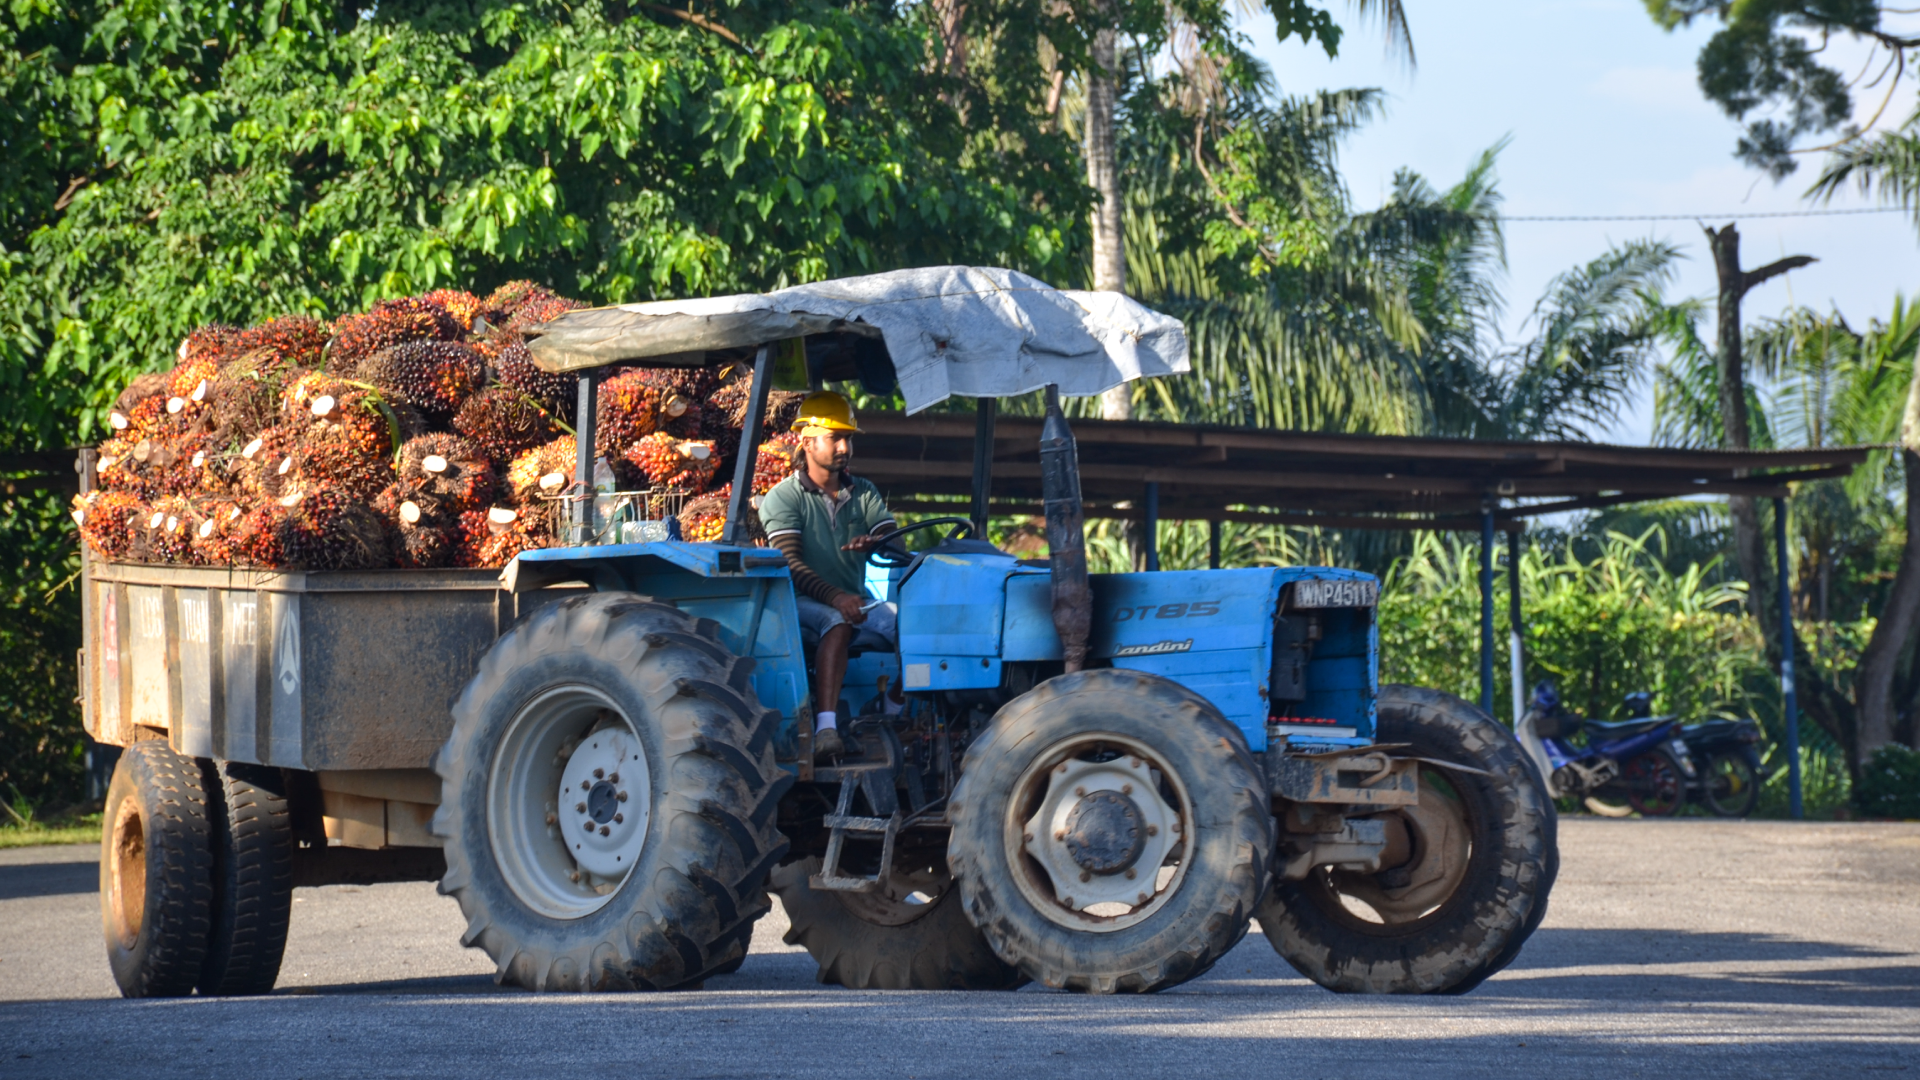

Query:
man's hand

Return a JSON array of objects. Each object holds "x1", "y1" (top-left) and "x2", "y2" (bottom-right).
[
  {"x1": 832, "y1": 593, "x2": 868, "y2": 625},
  {"x1": 841, "y1": 533, "x2": 885, "y2": 555}
]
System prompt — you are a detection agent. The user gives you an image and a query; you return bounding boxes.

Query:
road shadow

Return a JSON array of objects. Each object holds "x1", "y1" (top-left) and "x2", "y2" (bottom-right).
[{"x1": 0, "y1": 859, "x2": 96, "y2": 901}]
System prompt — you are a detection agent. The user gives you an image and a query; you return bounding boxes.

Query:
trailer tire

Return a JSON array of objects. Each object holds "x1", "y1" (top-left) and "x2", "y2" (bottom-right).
[
  {"x1": 196, "y1": 761, "x2": 294, "y2": 996},
  {"x1": 947, "y1": 669, "x2": 1273, "y2": 993},
  {"x1": 1258, "y1": 685, "x2": 1555, "y2": 995},
  {"x1": 433, "y1": 592, "x2": 790, "y2": 991},
  {"x1": 773, "y1": 857, "x2": 1027, "y2": 990},
  {"x1": 100, "y1": 741, "x2": 215, "y2": 998}
]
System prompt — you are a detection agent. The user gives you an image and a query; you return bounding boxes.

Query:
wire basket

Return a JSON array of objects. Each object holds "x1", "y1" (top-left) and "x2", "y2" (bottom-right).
[{"x1": 542, "y1": 488, "x2": 692, "y2": 546}]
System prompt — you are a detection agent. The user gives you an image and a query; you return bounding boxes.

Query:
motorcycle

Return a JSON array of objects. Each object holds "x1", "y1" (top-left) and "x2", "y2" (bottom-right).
[
  {"x1": 1514, "y1": 683, "x2": 1698, "y2": 817},
  {"x1": 1679, "y1": 714, "x2": 1765, "y2": 818}
]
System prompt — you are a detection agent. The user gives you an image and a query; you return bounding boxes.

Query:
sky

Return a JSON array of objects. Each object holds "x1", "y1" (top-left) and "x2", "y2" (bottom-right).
[{"x1": 1234, "y1": 0, "x2": 1920, "y2": 445}]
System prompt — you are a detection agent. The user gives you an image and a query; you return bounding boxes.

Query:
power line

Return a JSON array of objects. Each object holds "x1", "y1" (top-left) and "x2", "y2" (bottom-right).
[{"x1": 1500, "y1": 207, "x2": 1909, "y2": 222}]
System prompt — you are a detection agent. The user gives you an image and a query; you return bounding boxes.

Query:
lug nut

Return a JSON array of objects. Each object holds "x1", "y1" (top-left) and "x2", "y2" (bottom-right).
[
  {"x1": 1074, "y1": 786, "x2": 1087, "y2": 797},
  {"x1": 1137, "y1": 892, "x2": 1150, "y2": 905},
  {"x1": 613, "y1": 813, "x2": 624, "y2": 824},
  {"x1": 1146, "y1": 825, "x2": 1159, "y2": 837},
  {"x1": 608, "y1": 773, "x2": 619, "y2": 784},
  {"x1": 1079, "y1": 870, "x2": 1091, "y2": 883},
  {"x1": 545, "y1": 813, "x2": 557, "y2": 826},
  {"x1": 1124, "y1": 868, "x2": 1137, "y2": 880},
  {"x1": 600, "y1": 825, "x2": 610, "y2": 837},
  {"x1": 1054, "y1": 828, "x2": 1067, "y2": 841},
  {"x1": 593, "y1": 768, "x2": 604, "y2": 779},
  {"x1": 570, "y1": 871, "x2": 581, "y2": 883},
  {"x1": 1172, "y1": 821, "x2": 1183, "y2": 834},
  {"x1": 617, "y1": 791, "x2": 628, "y2": 802},
  {"x1": 1122, "y1": 784, "x2": 1133, "y2": 795},
  {"x1": 576, "y1": 802, "x2": 587, "y2": 814},
  {"x1": 581, "y1": 781, "x2": 590, "y2": 791},
  {"x1": 1024, "y1": 832, "x2": 1034, "y2": 843}
]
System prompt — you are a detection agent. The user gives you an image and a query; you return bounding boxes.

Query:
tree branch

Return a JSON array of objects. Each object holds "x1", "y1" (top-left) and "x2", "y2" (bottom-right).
[
  {"x1": 1742, "y1": 254, "x2": 1816, "y2": 294},
  {"x1": 633, "y1": 3, "x2": 753, "y2": 56}
]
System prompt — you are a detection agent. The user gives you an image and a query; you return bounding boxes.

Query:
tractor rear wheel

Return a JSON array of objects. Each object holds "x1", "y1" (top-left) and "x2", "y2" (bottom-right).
[
  {"x1": 433, "y1": 593, "x2": 790, "y2": 991},
  {"x1": 1257, "y1": 685, "x2": 1555, "y2": 995},
  {"x1": 947, "y1": 669, "x2": 1273, "y2": 994},
  {"x1": 772, "y1": 856, "x2": 1026, "y2": 990},
  {"x1": 100, "y1": 741, "x2": 215, "y2": 998}
]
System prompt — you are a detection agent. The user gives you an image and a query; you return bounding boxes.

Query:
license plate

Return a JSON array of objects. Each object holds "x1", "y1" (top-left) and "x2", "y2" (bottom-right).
[{"x1": 1292, "y1": 579, "x2": 1378, "y2": 609}]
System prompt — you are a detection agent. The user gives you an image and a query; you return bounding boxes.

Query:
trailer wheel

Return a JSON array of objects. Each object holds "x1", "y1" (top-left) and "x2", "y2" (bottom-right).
[
  {"x1": 196, "y1": 761, "x2": 294, "y2": 996},
  {"x1": 772, "y1": 857, "x2": 1026, "y2": 990},
  {"x1": 947, "y1": 669, "x2": 1273, "y2": 994},
  {"x1": 100, "y1": 741, "x2": 214, "y2": 998},
  {"x1": 433, "y1": 593, "x2": 790, "y2": 991},
  {"x1": 1258, "y1": 685, "x2": 1555, "y2": 995}
]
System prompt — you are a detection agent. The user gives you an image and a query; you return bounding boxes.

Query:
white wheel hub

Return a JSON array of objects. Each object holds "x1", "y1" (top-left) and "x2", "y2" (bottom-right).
[
  {"x1": 560, "y1": 726, "x2": 650, "y2": 879},
  {"x1": 1022, "y1": 754, "x2": 1180, "y2": 916}
]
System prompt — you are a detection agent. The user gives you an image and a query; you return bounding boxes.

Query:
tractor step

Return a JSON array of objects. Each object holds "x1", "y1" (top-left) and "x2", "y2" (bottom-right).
[{"x1": 810, "y1": 764, "x2": 901, "y2": 893}]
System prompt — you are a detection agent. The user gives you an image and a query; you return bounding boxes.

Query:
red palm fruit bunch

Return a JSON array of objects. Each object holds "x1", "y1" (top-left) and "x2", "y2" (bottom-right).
[
  {"x1": 281, "y1": 488, "x2": 392, "y2": 571},
  {"x1": 752, "y1": 432, "x2": 802, "y2": 495},
  {"x1": 503, "y1": 291, "x2": 588, "y2": 333},
  {"x1": 480, "y1": 280, "x2": 556, "y2": 324},
  {"x1": 397, "y1": 433, "x2": 495, "y2": 513},
  {"x1": 594, "y1": 369, "x2": 674, "y2": 458},
  {"x1": 486, "y1": 335, "x2": 576, "y2": 421},
  {"x1": 373, "y1": 481, "x2": 456, "y2": 569},
  {"x1": 505, "y1": 435, "x2": 576, "y2": 507},
  {"x1": 422, "y1": 289, "x2": 484, "y2": 331},
  {"x1": 235, "y1": 425, "x2": 304, "y2": 502},
  {"x1": 625, "y1": 432, "x2": 717, "y2": 492},
  {"x1": 452, "y1": 388, "x2": 559, "y2": 463},
  {"x1": 108, "y1": 372, "x2": 172, "y2": 437},
  {"x1": 189, "y1": 499, "x2": 246, "y2": 566},
  {"x1": 677, "y1": 489, "x2": 729, "y2": 544},
  {"x1": 206, "y1": 354, "x2": 300, "y2": 440},
  {"x1": 328, "y1": 298, "x2": 461, "y2": 377},
  {"x1": 138, "y1": 497, "x2": 199, "y2": 564},
  {"x1": 608, "y1": 367, "x2": 705, "y2": 438},
  {"x1": 237, "y1": 316, "x2": 330, "y2": 370},
  {"x1": 73, "y1": 490, "x2": 148, "y2": 561},
  {"x1": 230, "y1": 503, "x2": 294, "y2": 568},
  {"x1": 360, "y1": 340, "x2": 485, "y2": 419},
  {"x1": 472, "y1": 505, "x2": 554, "y2": 567},
  {"x1": 277, "y1": 376, "x2": 400, "y2": 501},
  {"x1": 93, "y1": 437, "x2": 160, "y2": 500}
]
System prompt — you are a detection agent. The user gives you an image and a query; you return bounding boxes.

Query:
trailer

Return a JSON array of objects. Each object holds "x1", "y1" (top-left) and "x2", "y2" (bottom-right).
[{"x1": 82, "y1": 266, "x2": 1555, "y2": 997}]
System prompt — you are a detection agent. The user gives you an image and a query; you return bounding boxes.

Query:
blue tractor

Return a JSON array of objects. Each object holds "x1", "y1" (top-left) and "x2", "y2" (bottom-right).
[{"x1": 432, "y1": 267, "x2": 1556, "y2": 995}]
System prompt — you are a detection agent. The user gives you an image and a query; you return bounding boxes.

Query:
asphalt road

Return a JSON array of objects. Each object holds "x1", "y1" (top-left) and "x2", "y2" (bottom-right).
[{"x1": 2, "y1": 818, "x2": 1916, "y2": 1079}]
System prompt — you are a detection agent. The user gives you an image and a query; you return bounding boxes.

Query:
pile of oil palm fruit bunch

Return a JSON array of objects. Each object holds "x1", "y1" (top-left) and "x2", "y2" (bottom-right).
[{"x1": 72, "y1": 284, "x2": 808, "y2": 571}]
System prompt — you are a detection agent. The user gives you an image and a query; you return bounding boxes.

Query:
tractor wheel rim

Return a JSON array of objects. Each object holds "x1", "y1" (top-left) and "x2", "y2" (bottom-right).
[
  {"x1": 488, "y1": 685, "x2": 652, "y2": 920},
  {"x1": 107, "y1": 798, "x2": 146, "y2": 947},
  {"x1": 1005, "y1": 733, "x2": 1192, "y2": 934}
]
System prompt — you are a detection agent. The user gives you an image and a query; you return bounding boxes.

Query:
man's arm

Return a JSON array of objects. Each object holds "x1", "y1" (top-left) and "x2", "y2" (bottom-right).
[{"x1": 768, "y1": 531, "x2": 855, "y2": 606}]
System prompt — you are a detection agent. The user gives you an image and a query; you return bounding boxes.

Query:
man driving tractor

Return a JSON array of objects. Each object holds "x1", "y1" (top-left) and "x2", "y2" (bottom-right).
[{"x1": 759, "y1": 391, "x2": 900, "y2": 762}]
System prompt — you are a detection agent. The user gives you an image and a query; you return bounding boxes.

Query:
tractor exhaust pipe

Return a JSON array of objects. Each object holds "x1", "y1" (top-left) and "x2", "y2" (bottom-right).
[{"x1": 1040, "y1": 385, "x2": 1091, "y2": 672}]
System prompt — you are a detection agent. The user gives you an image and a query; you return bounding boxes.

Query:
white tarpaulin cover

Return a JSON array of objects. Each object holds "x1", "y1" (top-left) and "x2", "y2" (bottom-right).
[{"x1": 524, "y1": 265, "x2": 1189, "y2": 415}]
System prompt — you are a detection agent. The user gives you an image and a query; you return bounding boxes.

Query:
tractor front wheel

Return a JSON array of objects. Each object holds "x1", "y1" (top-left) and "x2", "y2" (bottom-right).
[
  {"x1": 1257, "y1": 685, "x2": 1556, "y2": 995},
  {"x1": 772, "y1": 856, "x2": 1025, "y2": 990}
]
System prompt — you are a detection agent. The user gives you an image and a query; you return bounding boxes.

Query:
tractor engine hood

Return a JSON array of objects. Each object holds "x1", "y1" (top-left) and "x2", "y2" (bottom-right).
[{"x1": 522, "y1": 266, "x2": 1189, "y2": 414}]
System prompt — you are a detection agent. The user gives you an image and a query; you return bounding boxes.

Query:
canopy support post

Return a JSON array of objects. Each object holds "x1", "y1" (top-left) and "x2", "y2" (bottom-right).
[
  {"x1": 1508, "y1": 526, "x2": 1525, "y2": 725},
  {"x1": 1208, "y1": 520, "x2": 1222, "y2": 569},
  {"x1": 722, "y1": 344, "x2": 775, "y2": 546},
  {"x1": 1775, "y1": 496, "x2": 1803, "y2": 820},
  {"x1": 1143, "y1": 482, "x2": 1160, "y2": 572},
  {"x1": 572, "y1": 370, "x2": 600, "y2": 545},
  {"x1": 970, "y1": 398, "x2": 997, "y2": 538},
  {"x1": 1480, "y1": 501, "x2": 1496, "y2": 715}
]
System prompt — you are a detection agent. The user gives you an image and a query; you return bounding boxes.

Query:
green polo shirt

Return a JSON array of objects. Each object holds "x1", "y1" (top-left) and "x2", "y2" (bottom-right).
[{"x1": 759, "y1": 470, "x2": 895, "y2": 598}]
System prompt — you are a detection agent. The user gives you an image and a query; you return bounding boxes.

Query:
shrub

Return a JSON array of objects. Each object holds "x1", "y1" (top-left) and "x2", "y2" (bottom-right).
[{"x1": 1853, "y1": 744, "x2": 1920, "y2": 819}]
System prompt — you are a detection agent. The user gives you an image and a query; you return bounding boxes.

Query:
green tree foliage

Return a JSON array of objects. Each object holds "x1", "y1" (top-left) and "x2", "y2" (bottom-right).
[
  {"x1": 0, "y1": 0, "x2": 1089, "y2": 454},
  {"x1": 0, "y1": 489, "x2": 84, "y2": 806}
]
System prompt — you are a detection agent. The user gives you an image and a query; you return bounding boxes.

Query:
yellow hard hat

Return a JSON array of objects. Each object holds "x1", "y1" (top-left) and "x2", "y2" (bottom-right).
[{"x1": 792, "y1": 391, "x2": 861, "y2": 435}]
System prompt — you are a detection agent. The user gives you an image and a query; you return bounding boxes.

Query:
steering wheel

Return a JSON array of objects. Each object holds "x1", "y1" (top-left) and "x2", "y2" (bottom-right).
[{"x1": 865, "y1": 516, "x2": 977, "y2": 568}]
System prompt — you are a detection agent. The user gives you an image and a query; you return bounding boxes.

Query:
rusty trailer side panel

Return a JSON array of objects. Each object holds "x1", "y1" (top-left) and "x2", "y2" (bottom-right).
[{"x1": 81, "y1": 559, "x2": 571, "y2": 771}]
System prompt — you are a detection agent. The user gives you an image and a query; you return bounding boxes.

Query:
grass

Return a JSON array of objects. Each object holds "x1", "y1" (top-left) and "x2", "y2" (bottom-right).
[{"x1": 1, "y1": 790, "x2": 102, "y2": 848}]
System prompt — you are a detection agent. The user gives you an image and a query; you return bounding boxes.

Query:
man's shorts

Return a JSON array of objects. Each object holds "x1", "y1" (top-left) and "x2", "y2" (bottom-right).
[{"x1": 795, "y1": 595, "x2": 898, "y2": 652}]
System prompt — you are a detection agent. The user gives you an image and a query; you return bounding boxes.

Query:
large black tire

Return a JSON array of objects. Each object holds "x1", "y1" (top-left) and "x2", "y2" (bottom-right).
[
  {"x1": 1258, "y1": 685, "x2": 1555, "y2": 995},
  {"x1": 773, "y1": 857, "x2": 1027, "y2": 990},
  {"x1": 433, "y1": 593, "x2": 790, "y2": 991},
  {"x1": 947, "y1": 669, "x2": 1273, "y2": 994},
  {"x1": 196, "y1": 761, "x2": 294, "y2": 996},
  {"x1": 100, "y1": 741, "x2": 215, "y2": 998}
]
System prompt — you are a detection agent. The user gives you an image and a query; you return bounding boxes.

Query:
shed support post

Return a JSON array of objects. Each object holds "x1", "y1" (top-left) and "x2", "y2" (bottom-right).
[
  {"x1": 1774, "y1": 496, "x2": 1803, "y2": 820},
  {"x1": 970, "y1": 398, "x2": 997, "y2": 538},
  {"x1": 1208, "y1": 520, "x2": 1222, "y2": 570},
  {"x1": 1508, "y1": 527, "x2": 1525, "y2": 725},
  {"x1": 722, "y1": 344, "x2": 775, "y2": 546},
  {"x1": 1480, "y1": 503, "x2": 1495, "y2": 715},
  {"x1": 1144, "y1": 482, "x2": 1160, "y2": 572},
  {"x1": 572, "y1": 370, "x2": 600, "y2": 545}
]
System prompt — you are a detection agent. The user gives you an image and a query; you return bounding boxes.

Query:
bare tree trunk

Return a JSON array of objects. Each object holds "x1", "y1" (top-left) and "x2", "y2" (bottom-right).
[
  {"x1": 1086, "y1": 16, "x2": 1128, "y2": 424},
  {"x1": 1853, "y1": 360, "x2": 1920, "y2": 756}
]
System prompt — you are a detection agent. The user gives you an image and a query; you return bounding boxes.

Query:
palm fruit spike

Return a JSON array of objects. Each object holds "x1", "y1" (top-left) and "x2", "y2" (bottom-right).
[
  {"x1": 422, "y1": 289, "x2": 484, "y2": 331},
  {"x1": 752, "y1": 432, "x2": 802, "y2": 495},
  {"x1": 360, "y1": 340, "x2": 485, "y2": 418},
  {"x1": 189, "y1": 499, "x2": 245, "y2": 566},
  {"x1": 327, "y1": 298, "x2": 461, "y2": 377},
  {"x1": 282, "y1": 488, "x2": 392, "y2": 571},
  {"x1": 397, "y1": 433, "x2": 495, "y2": 513},
  {"x1": 453, "y1": 387, "x2": 560, "y2": 464},
  {"x1": 75, "y1": 491, "x2": 148, "y2": 561},
  {"x1": 488, "y1": 335, "x2": 576, "y2": 420},
  {"x1": 395, "y1": 521, "x2": 456, "y2": 568},
  {"x1": 625, "y1": 432, "x2": 718, "y2": 492},
  {"x1": 230, "y1": 503, "x2": 294, "y2": 568},
  {"x1": 452, "y1": 508, "x2": 493, "y2": 568},
  {"x1": 678, "y1": 489, "x2": 729, "y2": 544},
  {"x1": 236, "y1": 316, "x2": 330, "y2": 369},
  {"x1": 505, "y1": 435, "x2": 576, "y2": 505},
  {"x1": 167, "y1": 354, "x2": 222, "y2": 402}
]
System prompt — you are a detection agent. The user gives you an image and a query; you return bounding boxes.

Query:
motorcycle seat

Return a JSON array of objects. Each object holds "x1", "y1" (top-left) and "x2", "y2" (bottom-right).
[{"x1": 1583, "y1": 716, "x2": 1675, "y2": 739}]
